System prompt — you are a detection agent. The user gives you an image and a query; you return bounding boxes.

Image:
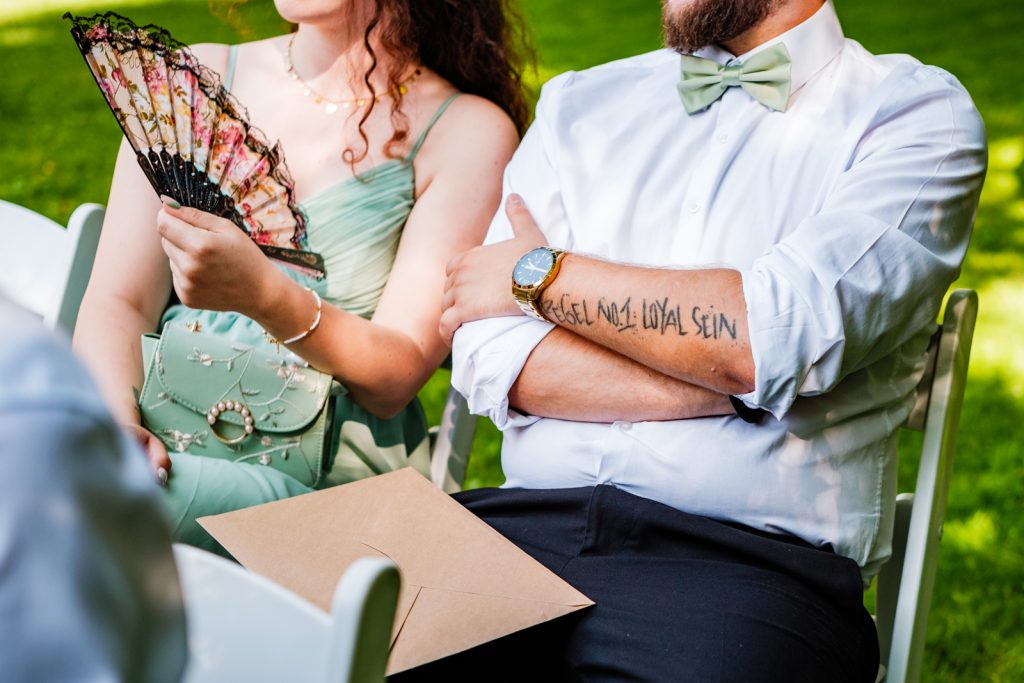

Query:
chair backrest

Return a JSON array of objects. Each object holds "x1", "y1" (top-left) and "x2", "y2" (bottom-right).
[
  {"x1": 173, "y1": 544, "x2": 399, "y2": 683},
  {"x1": 0, "y1": 199, "x2": 104, "y2": 333},
  {"x1": 429, "y1": 384, "x2": 477, "y2": 493},
  {"x1": 429, "y1": 355, "x2": 478, "y2": 493},
  {"x1": 874, "y1": 289, "x2": 978, "y2": 683}
]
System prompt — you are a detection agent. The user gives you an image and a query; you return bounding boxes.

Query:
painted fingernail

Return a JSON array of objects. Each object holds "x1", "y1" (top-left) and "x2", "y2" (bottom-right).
[
  {"x1": 156, "y1": 467, "x2": 169, "y2": 486},
  {"x1": 159, "y1": 194, "x2": 182, "y2": 209}
]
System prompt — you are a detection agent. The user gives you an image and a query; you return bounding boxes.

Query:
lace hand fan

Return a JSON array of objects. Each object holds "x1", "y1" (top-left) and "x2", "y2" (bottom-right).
[{"x1": 65, "y1": 11, "x2": 325, "y2": 279}]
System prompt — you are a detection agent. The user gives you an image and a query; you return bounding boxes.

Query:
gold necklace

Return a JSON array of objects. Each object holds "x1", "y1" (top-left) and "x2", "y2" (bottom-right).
[{"x1": 285, "y1": 34, "x2": 420, "y2": 115}]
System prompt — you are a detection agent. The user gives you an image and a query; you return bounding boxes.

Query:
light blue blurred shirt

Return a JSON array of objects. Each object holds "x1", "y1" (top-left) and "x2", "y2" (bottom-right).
[
  {"x1": 451, "y1": 1, "x2": 986, "y2": 580},
  {"x1": 0, "y1": 296, "x2": 186, "y2": 682}
]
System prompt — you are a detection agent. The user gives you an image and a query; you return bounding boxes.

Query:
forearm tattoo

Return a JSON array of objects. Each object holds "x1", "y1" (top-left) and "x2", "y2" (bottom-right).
[{"x1": 540, "y1": 292, "x2": 737, "y2": 340}]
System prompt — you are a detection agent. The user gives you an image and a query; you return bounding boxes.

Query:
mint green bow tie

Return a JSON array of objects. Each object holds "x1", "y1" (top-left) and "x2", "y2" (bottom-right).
[{"x1": 677, "y1": 43, "x2": 792, "y2": 115}]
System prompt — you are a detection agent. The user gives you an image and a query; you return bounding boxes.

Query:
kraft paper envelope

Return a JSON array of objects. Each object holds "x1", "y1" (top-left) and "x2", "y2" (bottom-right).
[{"x1": 198, "y1": 468, "x2": 594, "y2": 674}]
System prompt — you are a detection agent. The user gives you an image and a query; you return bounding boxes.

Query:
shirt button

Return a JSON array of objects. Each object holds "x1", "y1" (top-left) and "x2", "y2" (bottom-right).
[
  {"x1": 687, "y1": 202, "x2": 699, "y2": 214},
  {"x1": 717, "y1": 133, "x2": 729, "y2": 144},
  {"x1": 614, "y1": 420, "x2": 633, "y2": 432}
]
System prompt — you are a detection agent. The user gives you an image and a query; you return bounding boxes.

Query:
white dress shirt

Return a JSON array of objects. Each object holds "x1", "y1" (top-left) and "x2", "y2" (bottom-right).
[
  {"x1": 0, "y1": 296, "x2": 186, "y2": 681},
  {"x1": 451, "y1": 1, "x2": 986, "y2": 578}
]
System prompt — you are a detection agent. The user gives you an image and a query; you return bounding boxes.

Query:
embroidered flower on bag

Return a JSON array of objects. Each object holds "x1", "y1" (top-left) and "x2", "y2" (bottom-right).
[
  {"x1": 158, "y1": 428, "x2": 208, "y2": 453},
  {"x1": 185, "y1": 347, "x2": 214, "y2": 366}
]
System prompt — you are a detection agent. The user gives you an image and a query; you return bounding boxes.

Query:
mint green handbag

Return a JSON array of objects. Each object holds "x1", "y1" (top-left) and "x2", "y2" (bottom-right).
[{"x1": 138, "y1": 322, "x2": 340, "y2": 487}]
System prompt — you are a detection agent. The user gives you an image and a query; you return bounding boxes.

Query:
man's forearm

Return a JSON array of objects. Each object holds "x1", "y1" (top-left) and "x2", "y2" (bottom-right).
[
  {"x1": 538, "y1": 255, "x2": 755, "y2": 395},
  {"x1": 508, "y1": 327, "x2": 733, "y2": 422}
]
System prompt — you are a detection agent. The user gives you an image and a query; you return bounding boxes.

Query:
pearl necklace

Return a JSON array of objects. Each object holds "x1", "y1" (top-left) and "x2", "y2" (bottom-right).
[{"x1": 285, "y1": 34, "x2": 420, "y2": 115}]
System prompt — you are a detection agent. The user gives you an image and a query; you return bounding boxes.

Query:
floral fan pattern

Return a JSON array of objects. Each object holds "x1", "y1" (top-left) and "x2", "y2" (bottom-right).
[{"x1": 66, "y1": 11, "x2": 325, "y2": 278}]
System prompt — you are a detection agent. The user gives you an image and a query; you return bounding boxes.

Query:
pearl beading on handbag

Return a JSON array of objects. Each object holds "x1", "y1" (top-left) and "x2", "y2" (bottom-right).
[{"x1": 206, "y1": 399, "x2": 255, "y2": 445}]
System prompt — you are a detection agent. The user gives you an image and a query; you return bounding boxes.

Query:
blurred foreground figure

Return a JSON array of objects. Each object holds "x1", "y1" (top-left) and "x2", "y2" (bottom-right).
[{"x1": 0, "y1": 294, "x2": 186, "y2": 682}]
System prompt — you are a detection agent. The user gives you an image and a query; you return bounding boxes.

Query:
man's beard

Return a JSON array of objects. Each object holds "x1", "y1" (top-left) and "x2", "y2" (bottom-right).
[{"x1": 663, "y1": 0, "x2": 782, "y2": 53}]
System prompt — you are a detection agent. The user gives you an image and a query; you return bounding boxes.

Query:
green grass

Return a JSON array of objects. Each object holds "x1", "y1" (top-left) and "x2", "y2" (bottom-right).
[{"x1": 3, "y1": 1, "x2": 1022, "y2": 679}]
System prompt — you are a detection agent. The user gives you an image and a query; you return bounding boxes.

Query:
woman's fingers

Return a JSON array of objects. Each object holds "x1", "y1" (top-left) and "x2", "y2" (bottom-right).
[
  {"x1": 124, "y1": 423, "x2": 172, "y2": 486},
  {"x1": 164, "y1": 245, "x2": 208, "y2": 309},
  {"x1": 163, "y1": 241, "x2": 190, "y2": 291},
  {"x1": 160, "y1": 236, "x2": 190, "y2": 269},
  {"x1": 156, "y1": 205, "x2": 237, "y2": 259},
  {"x1": 156, "y1": 208, "x2": 206, "y2": 253},
  {"x1": 143, "y1": 433, "x2": 172, "y2": 485},
  {"x1": 160, "y1": 198, "x2": 232, "y2": 233},
  {"x1": 157, "y1": 202, "x2": 270, "y2": 315}
]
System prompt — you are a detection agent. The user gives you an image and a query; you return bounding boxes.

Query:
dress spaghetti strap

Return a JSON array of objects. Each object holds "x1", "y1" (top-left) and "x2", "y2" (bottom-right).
[
  {"x1": 223, "y1": 44, "x2": 239, "y2": 92},
  {"x1": 407, "y1": 93, "x2": 462, "y2": 161}
]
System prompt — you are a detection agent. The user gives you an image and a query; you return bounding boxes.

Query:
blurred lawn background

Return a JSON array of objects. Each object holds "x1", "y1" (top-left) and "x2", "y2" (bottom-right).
[{"x1": 1, "y1": 0, "x2": 1021, "y2": 679}]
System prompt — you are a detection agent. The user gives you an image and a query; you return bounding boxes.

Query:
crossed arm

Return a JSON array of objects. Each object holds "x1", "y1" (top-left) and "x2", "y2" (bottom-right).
[
  {"x1": 440, "y1": 195, "x2": 745, "y2": 422},
  {"x1": 440, "y1": 62, "x2": 988, "y2": 427},
  {"x1": 508, "y1": 327, "x2": 735, "y2": 422}
]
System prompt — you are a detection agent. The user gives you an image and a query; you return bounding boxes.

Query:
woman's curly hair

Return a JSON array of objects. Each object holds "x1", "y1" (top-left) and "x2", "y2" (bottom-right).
[
  {"x1": 216, "y1": 1, "x2": 534, "y2": 170},
  {"x1": 362, "y1": 1, "x2": 532, "y2": 160}
]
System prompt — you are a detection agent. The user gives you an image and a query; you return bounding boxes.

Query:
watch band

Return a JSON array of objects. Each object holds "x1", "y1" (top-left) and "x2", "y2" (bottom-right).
[{"x1": 515, "y1": 297, "x2": 548, "y2": 321}]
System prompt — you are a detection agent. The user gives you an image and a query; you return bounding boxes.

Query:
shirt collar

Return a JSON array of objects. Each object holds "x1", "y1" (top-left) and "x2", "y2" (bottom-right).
[{"x1": 693, "y1": 0, "x2": 845, "y2": 96}]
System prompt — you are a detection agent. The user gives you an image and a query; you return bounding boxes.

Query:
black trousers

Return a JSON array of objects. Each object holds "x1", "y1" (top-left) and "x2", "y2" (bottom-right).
[{"x1": 391, "y1": 485, "x2": 879, "y2": 683}]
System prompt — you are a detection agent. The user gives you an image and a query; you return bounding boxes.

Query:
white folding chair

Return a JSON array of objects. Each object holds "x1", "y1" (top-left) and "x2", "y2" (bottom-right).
[
  {"x1": 873, "y1": 289, "x2": 979, "y2": 683},
  {"x1": 428, "y1": 358, "x2": 478, "y2": 493},
  {"x1": 0, "y1": 199, "x2": 104, "y2": 333},
  {"x1": 173, "y1": 544, "x2": 400, "y2": 683},
  {"x1": 429, "y1": 382, "x2": 476, "y2": 493}
]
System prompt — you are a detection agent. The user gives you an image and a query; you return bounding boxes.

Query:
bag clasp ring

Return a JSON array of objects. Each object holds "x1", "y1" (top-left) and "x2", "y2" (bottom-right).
[{"x1": 206, "y1": 399, "x2": 255, "y2": 445}]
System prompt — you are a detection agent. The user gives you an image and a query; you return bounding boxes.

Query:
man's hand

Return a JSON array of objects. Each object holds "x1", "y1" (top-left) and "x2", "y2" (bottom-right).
[
  {"x1": 440, "y1": 195, "x2": 548, "y2": 344},
  {"x1": 156, "y1": 198, "x2": 279, "y2": 318}
]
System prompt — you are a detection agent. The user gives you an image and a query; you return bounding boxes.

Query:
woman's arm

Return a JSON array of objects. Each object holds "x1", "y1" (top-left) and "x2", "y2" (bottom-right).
[
  {"x1": 158, "y1": 95, "x2": 519, "y2": 419},
  {"x1": 74, "y1": 43, "x2": 227, "y2": 418},
  {"x1": 73, "y1": 138, "x2": 175, "y2": 477},
  {"x1": 73, "y1": 138, "x2": 173, "y2": 424},
  {"x1": 74, "y1": 43, "x2": 228, "y2": 478}
]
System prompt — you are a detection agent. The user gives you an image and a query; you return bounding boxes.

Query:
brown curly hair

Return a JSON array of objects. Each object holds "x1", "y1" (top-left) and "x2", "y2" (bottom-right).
[
  {"x1": 215, "y1": 1, "x2": 533, "y2": 170},
  {"x1": 355, "y1": 1, "x2": 532, "y2": 164}
]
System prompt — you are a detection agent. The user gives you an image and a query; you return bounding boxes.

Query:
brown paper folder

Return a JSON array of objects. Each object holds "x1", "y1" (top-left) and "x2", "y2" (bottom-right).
[{"x1": 198, "y1": 468, "x2": 594, "y2": 674}]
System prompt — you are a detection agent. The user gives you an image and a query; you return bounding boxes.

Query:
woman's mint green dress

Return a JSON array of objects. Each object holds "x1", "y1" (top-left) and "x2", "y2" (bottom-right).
[{"x1": 161, "y1": 46, "x2": 460, "y2": 553}]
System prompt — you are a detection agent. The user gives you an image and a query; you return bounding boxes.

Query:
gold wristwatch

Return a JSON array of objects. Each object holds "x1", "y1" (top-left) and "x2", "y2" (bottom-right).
[{"x1": 511, "y1": 246, "x2": 567, "y2": 321}]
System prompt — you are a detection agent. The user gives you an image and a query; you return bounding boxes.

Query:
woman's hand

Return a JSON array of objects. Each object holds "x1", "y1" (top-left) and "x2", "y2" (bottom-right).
[
  {"x1": 155, "y1": 197, "x2": 278, "y2": 318},
  {"x1": 124, "y1": 423, "x2": 172, "y2": 486}
]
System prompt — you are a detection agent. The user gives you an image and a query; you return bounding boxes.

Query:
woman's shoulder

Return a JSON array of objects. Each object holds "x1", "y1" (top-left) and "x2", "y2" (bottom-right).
[
  {"x1": 419, "y1": 88, "x2": 520, "y2": 157},
  {"x1": 410, "y1": 89, "x2": 519, "y2": 194},
  {"x1": 444, "y1": 92, "x2": 516, "y2": 128}
]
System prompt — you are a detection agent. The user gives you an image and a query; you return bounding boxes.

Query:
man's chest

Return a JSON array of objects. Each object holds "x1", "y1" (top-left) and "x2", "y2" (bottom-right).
[{"x1": 555, "y1": 86, "x2": 864, "y2": 269}]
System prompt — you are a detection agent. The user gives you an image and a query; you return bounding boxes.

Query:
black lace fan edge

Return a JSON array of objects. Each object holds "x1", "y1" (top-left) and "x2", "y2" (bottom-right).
[{"x1": 64, "y1": 11, "x2": 310, "y2": 247}]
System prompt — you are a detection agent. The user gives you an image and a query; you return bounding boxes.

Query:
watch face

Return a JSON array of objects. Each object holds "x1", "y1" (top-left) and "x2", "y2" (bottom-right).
[{"x1": 513, "y1": 247, "x2": 555, "y2": 287}]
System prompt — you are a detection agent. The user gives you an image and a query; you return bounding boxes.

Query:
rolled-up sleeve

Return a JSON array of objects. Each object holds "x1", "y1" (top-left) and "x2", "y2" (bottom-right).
[
  {"x1": 737, "y1": 65, "x2": 987, "y2": 418},
  {"x1": 451, "y1": 73, "x2": 575, "y2": 430}
]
